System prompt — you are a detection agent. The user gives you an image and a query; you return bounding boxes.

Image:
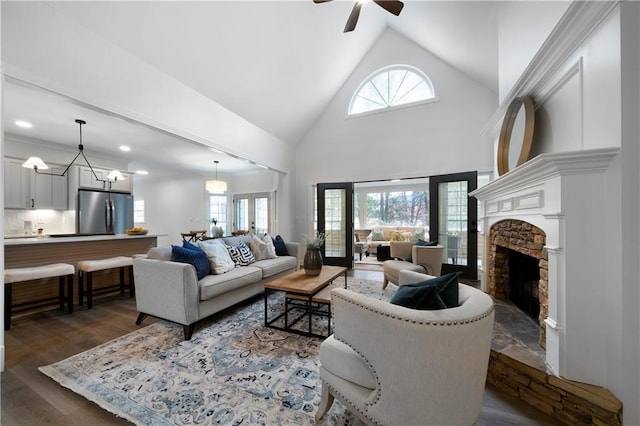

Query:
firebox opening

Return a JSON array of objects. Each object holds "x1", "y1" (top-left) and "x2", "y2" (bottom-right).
[{"x1": 508, "y1": 249, "x2": 540, "y2": 322}]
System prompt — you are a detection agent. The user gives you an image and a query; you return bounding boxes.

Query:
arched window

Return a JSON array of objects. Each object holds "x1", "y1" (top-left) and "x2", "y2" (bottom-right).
[{"x1": 348, "y1": 65, "x2": 437, "y2": 116}]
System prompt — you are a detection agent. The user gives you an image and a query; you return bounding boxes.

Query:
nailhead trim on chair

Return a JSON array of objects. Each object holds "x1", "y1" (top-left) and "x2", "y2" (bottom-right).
[
  {"x1": 332, "y1": 292, "x2": 495, "y2": 326},
  {"x1": 329, "y1": 291, "x2": 496, "y2": 423}
]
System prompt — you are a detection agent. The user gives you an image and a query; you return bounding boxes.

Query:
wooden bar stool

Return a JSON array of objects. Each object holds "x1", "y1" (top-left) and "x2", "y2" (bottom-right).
[
  {"x1": 4, "y1": 263, "x2": 75, "y2": 330},
  {"x1": 77, "y1": 256, "x2": 134, "y2": 309}
]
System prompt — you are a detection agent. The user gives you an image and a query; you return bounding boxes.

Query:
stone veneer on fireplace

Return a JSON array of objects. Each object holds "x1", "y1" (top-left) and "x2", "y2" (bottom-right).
[
  {"x1": 470, "y1": 148, "x2": 618, "y2": 387},
  {"x1": 489, "y1": 220, "x2": 548, "y2": 348}
]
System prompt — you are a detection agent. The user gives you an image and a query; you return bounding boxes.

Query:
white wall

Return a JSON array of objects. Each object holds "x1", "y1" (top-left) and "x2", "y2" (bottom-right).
[
  {"x1": 134, "y1": 168, "x2": 289, "y2": 247},
  {"x1": 293, "y1": 27, "x2": 497, "y2": 243},
  {"x1": 497, "y1": 1, "x2": 571, "y2": 101}
]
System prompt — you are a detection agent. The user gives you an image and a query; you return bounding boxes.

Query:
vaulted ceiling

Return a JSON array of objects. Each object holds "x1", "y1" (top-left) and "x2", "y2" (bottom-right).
[{"x1": 2, "y1": 1, "x2": 499, "y2": 174}]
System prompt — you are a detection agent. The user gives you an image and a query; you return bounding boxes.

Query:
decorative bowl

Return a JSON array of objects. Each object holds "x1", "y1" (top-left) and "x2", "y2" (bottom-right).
[{"x1": 126, "y1": 229, "x2": 149, "y2": 236}]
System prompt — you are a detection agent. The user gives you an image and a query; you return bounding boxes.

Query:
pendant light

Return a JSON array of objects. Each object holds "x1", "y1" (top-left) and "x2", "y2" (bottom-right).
[
  {"x1": 22, "y1": 119, "x2": 125, "y2": 183},
  {"x1": 206, "y1": 160, "x2": 227, "y2": 193}
]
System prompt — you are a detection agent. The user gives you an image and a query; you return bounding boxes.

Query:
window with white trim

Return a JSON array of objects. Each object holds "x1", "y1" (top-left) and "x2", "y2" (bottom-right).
[
  {"x1": 348, "y1": 65, "x2": 437, "y2": 116},
  {"x1": 134, "y1": 199, "x2": 145, "y2": 225}
]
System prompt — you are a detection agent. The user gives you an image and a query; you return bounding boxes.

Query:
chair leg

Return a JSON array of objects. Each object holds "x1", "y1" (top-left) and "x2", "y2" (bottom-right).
[
  {"x1": 382, "y1": 276, "x2": 389, "y2": 290},
  {"x1": 78, "y1": 271, "x2": 84, "y2": 306},
  {"x1": 4, "y1": 283, "x2": 12, "y2": 330},
  {"x1": 315, "y1": 382, "x2": 335, "y2": 421},
  {"x1": 67, "y1": 274, "x2": 74, "y2": 314},
  {"x1": 58, "y1": 275, "x2": 65, "y2": 311},
  {"x1": 128, "y1": 265, "x2": 135, "y2": 298},
  {"x1": 87, "y1": 272, "x2": 93, "y2": 309},
  {"x1": 119, "y1": 267, "x2": 125, "y2": 296}
]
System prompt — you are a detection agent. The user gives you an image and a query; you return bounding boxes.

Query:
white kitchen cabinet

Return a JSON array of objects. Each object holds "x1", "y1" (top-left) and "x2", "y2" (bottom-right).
[
  {"x1": 4, "y1": 158, "x2": 30, "y2": 208},
  {"x1": 31, "y1": 165, "x2": 68, "y2": 210},
  {"x1": 4, "y1": 158, "x2": 68, "y2": 210},
  {"x1": 77, "y1": 166, "x2": 132, "y2": 192},
  {"x1": 78, "y1": 166, "x2": 108, "y2": 190}
]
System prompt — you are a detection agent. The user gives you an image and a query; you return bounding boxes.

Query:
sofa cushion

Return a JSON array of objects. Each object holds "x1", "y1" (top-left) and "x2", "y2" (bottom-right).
[
  {"x1": 252, "y1": 256, "x2": 297, "y2": 278},
  {"x1": 319, "y1": 335, "x2": 376, "y2": 390},
  {"x1": 198, "y1": 266, "x2": 262, "y2": 300},
  {"x1": 249, "y1": 234, "x2": 278, "y2": 261},
  {"x1": 272, "y1": 235, "x2": 289, "y2": 256},
  {"x1": 170, "y1": 245, "x2": 210, "y2": 280},
  {"x1": 198, "y1": 240, "x2": 236, "y2": 274}
]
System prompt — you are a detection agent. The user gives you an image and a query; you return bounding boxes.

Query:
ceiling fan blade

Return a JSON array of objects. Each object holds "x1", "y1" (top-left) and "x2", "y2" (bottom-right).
[
  {"x1": 373, "y1": 0, "x2": 404, "y2": 16},
  {"x1": 344, "y1": 2, "x2": 361, "y2": 33},
  {"x1": 312, "y1": 0, "x2": 333, "y2": 3}
]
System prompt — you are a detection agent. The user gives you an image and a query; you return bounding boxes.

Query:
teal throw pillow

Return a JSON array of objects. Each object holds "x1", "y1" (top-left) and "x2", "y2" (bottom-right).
[
  {"x1": 171, "y1": 245, "x2": 211, "y2": 279},
  {"x1": 390, "y1": 284, "x2": 447, "y2": 310},
  {"x1": 406, "y1": 239, "x2": 439, "y2": 263}
]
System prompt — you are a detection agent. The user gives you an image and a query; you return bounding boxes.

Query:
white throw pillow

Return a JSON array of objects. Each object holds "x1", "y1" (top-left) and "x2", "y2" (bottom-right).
[
  {"x1": 198, "y1": 239, "x2": 235, "y2": 274},
  {"x1": 250, "y1": 234, "x2": 278, "y2": 260}
]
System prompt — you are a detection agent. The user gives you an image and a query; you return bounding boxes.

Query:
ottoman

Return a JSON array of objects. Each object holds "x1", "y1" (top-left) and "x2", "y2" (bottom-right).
[{"x1": 382, "y1": 260, "x2": 427, "y2": 289}]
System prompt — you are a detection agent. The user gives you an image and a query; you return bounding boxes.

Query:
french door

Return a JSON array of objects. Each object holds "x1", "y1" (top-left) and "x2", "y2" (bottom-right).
[
  {"x1": 317, "y1": 183, "x2": 354, "y2": 268},
  {"x1": 429, "y1": 172, "x2": 478, "y2": 280},
  {"x1": 233, "y1": 193, "x2": 270, "y2": 235}
]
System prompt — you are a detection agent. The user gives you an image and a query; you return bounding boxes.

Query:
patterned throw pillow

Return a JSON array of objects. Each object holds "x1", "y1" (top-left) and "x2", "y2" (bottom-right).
[
  {"x1": 370, "y1": 229, "x2": 385, "y2": 241},
  {"x1": 226, "y1": 242, "x2": 256, "y2": 266},
  {"x1": 198, "y1": 239, "x2": 236, "y2": 274},
  {"x1": 250, "y1": 234, "x2": 278, "y2": 260}
]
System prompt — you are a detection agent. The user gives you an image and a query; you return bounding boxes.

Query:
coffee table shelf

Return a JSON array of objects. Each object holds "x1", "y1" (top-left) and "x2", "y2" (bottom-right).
[{"x1": 263, "y1": 265, "x2": 347, "y2": 337}]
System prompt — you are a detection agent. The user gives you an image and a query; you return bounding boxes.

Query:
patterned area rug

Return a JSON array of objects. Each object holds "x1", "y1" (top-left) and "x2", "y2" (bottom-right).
[{"x1": 39, "y1": 278, "x2": 395, "y2": 425}]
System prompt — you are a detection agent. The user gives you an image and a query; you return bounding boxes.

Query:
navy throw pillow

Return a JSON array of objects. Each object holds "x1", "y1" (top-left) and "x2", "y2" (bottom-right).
[
  {"x1": 406, "y1": 239, "x2": 439, "y2": 263},
  {"x1": 171, "y1": 245, "x2": 210, "y2": 280},
  {"x1": 182, "y1": 240, "x2": 201, "y2": 252},
  {"x1": 390, "y1": 284, "x2": 447, "y2": 310},
  {"x1": 272, "y1": 235, "x2": 289, "y2": 256},
  {"x1": 399, "y1": 271, "x2": 462, "y2": 308}
]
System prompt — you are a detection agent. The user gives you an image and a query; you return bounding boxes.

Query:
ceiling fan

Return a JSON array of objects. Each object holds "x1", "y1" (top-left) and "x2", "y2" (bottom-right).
[{"x1": 313, "y1": 0, "x2": 404, "y2": 33}]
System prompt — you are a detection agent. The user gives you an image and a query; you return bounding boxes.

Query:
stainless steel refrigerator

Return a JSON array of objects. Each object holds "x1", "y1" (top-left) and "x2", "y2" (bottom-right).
[{"x1": 77, "y1": 189, "x2": 134, "y2": 235}]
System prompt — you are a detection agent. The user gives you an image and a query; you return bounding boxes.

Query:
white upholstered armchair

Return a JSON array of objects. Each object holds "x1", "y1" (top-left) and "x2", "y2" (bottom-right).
[
  {"x1": 316, "y1": 270, "x2": 495, "y2": 426},
  {"x1": 382, "y1": 244, "x2": 445, "y2": 289}
]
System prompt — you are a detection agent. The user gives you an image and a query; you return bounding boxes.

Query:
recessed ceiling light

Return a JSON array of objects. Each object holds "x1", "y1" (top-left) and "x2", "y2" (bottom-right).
[
  {"x1": 135, "y1": 170, "x2": 149, "y2": 175},
  {"x1": 119, "y1": 145, "x2": 131, "y2": 152},
  {"x1": 16, "y1": 120, "x2": 32, "y2": 128}
]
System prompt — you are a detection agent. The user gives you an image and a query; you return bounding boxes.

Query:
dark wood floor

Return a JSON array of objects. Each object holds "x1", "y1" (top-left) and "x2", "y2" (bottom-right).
[{"x1": 1, "y1": 267, "x2": 558, "y2": 425}]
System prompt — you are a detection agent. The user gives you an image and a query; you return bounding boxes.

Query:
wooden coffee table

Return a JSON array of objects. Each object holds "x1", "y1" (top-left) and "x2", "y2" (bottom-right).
[{"x1": 264, "y1": 265, "x2": 347, "y2": 337}]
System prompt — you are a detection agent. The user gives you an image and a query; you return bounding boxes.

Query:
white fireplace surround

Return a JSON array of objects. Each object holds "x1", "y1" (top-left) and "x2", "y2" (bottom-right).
[{"x1": 471, "y1": 147, "x2": 619, "y2": 386}]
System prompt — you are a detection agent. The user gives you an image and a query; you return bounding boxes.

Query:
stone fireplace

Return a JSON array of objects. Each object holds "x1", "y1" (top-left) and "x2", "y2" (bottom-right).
[
  {"x1": 488, "y1": 220, "x2": 548, "y2": 348},
  {"x1": 470, "y1": 148, "x2": 618, "y2": 386}
]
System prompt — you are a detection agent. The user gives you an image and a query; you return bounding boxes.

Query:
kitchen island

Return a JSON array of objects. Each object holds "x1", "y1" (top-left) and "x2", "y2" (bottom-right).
[{"x1": 4, "y1": 233, "x2": 165, "y2": 319}]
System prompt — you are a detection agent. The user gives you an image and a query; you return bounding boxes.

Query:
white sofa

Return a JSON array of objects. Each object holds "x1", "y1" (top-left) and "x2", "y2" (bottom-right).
[
  {"x1": 133, "y1": 235, "x2": 300, "y2": 339},
  {"x1": 316, "y1": 270, "x2": 495, "y2": 425},
  {"x1": 365, "y1": 226, "x2": 428, "y2": 253}
]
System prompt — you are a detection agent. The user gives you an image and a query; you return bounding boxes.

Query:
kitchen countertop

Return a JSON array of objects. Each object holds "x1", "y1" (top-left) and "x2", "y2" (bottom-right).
[{"x1": 4, "y1": 233, "x2": 166, "y2": 245}]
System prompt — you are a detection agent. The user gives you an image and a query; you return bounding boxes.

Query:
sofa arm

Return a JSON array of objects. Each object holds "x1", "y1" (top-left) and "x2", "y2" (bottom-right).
[
  {"x1": 285, "y1": 241, "x2": 301, "y2": 268},
  {"x1": 133, "y1": 258, "x2": 201, "y2": 326},
  {"x1": 412, "y1": 245, "x2": 445, "y2": 275}
]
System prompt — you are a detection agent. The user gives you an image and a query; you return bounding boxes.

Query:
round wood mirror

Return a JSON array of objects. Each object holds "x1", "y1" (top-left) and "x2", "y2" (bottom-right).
[{"x1": 497, "y1": 96, "x2": 535, "y2": 176}]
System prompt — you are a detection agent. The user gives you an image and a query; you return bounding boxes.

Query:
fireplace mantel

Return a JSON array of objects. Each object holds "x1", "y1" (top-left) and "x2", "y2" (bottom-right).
[{"x1": 471, "y1": 147, "x2": 619, "y2": 386}]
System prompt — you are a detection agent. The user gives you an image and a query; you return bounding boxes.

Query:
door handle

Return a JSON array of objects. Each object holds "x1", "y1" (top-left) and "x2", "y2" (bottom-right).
[{"x1": 31, "y1": 198, "x2": 34, "y2": 208}]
